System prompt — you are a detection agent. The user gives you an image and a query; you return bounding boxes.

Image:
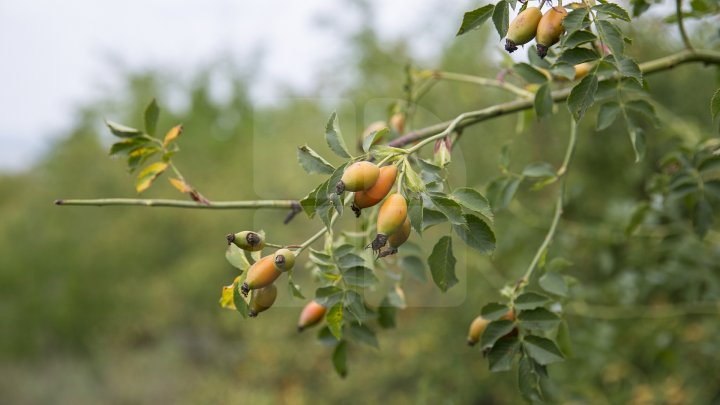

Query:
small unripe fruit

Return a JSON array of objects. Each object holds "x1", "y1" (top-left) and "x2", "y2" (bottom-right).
[
  {"x1": 352, "y1": 165, "x2": 398, "y2": 216},
  {"x1": 298, "y1": 300, "x2": 327, "y2": 332},
  {"x1": 336, "y1": 161, "x2": 380, "y2": 194},
  {"x1": 505, "y1": 7, "x2": 543, "y2": 53},
  {"x1": 467, "y1": 316, "x2": 490, "y2": 346},
  {"x1": 227, "y1": 231, "x2": 264, "y2": 251},
  {"x1": 536, "y1": 6, "x2": 568, "y2": 58},
  {"x1": 371, "y1": 193, "x2": 408, "y2": 251},
  {"x1": 390, "y1": 112, "x2": 405, "y2": 134},
  {"x1": 573, "y1": 62, "x2": 593, "y2": 80},
  {"x1": 248, "y1": 284, "x2": 277, "y2": 317},
  {"x1": 380, "y1": 217, "x2": 411, "y2": 258},
  {"x1": 241, "y1": 255, "x2": 281, "y2": 296},
  {"x1": 273, "y1": 248, "x2": 296, "y2": 272},
  {"x1": 358, "y1": 121, "x2": 388, "y2": 150}
]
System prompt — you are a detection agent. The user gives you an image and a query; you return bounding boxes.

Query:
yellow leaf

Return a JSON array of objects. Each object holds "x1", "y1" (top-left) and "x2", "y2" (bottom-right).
[
  {"x1": 135, "y1": 162, "x2": 168, "y2": 193},
  {"x1": 169, "y1": 177, "x2": 191, "y2": 193},
  {"x1": 219, "y1": 276, "x2": 242, "y2": 310},
  {"x1": 163, "y1": 125, "x2": 183, "y2": 147}
]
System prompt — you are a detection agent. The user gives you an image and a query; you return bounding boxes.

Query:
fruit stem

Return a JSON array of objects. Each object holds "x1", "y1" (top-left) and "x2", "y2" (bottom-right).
[
  {"x1": 54, "y1": 198, "x2": 299, "y2": 209},
  {"x1": 296, "y1": 194, "x2": 353, "y2": 255},
  {"x1": 517, "y1": 119, "x2": 577, "y2": 291},
  {"x1": 675, "y1": 0, "x2": 694, "y2": 51}
]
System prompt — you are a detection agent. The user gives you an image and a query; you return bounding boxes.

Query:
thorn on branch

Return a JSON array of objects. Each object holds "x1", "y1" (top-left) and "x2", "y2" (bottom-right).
[{"x1": 284, "y1": 201, "x2": 302, "y2": 225}]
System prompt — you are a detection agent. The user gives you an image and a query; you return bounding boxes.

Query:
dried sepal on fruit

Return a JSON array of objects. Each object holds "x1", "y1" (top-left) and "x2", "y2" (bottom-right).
[
  {"x1": 227, "y1": 230, "x2": 265, "y2": 252},
  {"x1": 379, "y1": 217, "x2": 411, "y2": 258},
  {"x1": 371, "y1": 193, "x2": 408, "y2": 251},
  {"x1": 241, "y1": 255, "x2": 281, "y2": 296},
  {"x1": 273, "y1": 248, "x2": 296, "y2": 272},
  {"x1": 336, "y1": 161, "x2": 380, "y2": 194},
  {"x1": 298, "y1": 300, "x2": 327, "y2": 332},
  {"x1": 248, "y1": 284, "x2": 278, "y2": 317},
  {"x1": 352, "y1": 164, "x2": 398, "y2": 216},
  {"x1": 536, "y1": 6, "x2": 568, "y2": 58},
  {"x1": 504, "y1": 7, "x2": 543, "y2": 53}
]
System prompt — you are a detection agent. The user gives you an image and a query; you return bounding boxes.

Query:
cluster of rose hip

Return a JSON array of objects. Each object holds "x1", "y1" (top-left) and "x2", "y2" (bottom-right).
[
  {"x1": 226, "y1": 159, "x2": 409, "y2": 330},
  {"x1": 504, "y1": 2, "x2": 569, "y2": 58}
]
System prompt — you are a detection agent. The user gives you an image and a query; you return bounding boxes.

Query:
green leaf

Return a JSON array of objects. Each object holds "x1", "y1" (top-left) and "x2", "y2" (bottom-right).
[
  {"x1": 403, "y1": 160, "x2": 426, "y2": 193},
  {"x1": 596, "y1": 101, "x2": 620, "y2": 130},
  {"x1": 347, "y1": 323, "x2": 379, "y2": 348},
  {"x1": 562, "y1": 8, "x2": 590, "y2": 33},
  {"x1": 518, "y1": 308, "x2": 561, "y2": 331},
  {"x1": 344, "y1": 290, "x2": 368, "y2": 322},
  {"x1": 539, "y1": 272, "x2": 569, "y2": 297},
  {"x1": 551, "y1": 62, "x2": 577, "y2": 81},
  {"x1": 105, "y1": 120, "x2": 142, "y2": 138},
  {"x1": 287, "y1": 272, "x2": 305, "y2": 299},
  {"x1": 567, "y1": 73, "x2": 598, "y2": 121},
  {"x1": 480, "y1": 303, "x2": 510, "y2": 321},
  {"x1": 317, "y1": 327, "x2": 340, "y2": 346},
  {"x1": 336, "y1": 253, "x2": 365, "y2": 269},
  {"x1": 407, "y1": 196, "x2": 424, "y2": 235},
  {"x1": 453, "y1": 214, "x2": 496, "y2": 254},
  {"x1": 451, "y1": 187, "x2": 494, "y2": 223},
  {"x1": 594, "y1": 3, "x2": 631, "y2": 21},
  {"x1": 378, "y1": 297, "x2": 397, "y2": 329},
  {"x1": 399, "y1": 255, "x2": 427, "y2": 282},
  {"x1": 315, "y1": 286, "x2": 344, "y2": 308},
  {"x1": 428, "y1": 236, "x2": 458, "y2": 292},
  {"x1": 514, "y1": 63, "x2": 548, "y2": 84},
  {"x1": 488, "y1": 335, "x2": 520, "y2": 372},
  {"x1": 556, "y1": 320, "x2": 573, "y2": 357},
  {"x1": 481, "y1": 320, "x2": 515, "y2": 350},
  {"x1": 299, "y1": 181, "x2": 327, "y2": 218},
  {"x1": 627, "y1": 120, "x2": 646, "y2": 162},
  {"x1": 523, "y1": 335, "x2": 565, "y2": 365},
  {"x1": 522, "y1": 162, "x2": 555, "y2": 178},
  {"x1": 326, "y1": 302, "x2": 344, "y2": 340},
  {"x1": 332, "y1": 340, "x2": 348, "y2": 378},
  {"x1": 596, "y1": 20, "x2": 624, "y2": 57},
  {"x1": 297, "y1": 145, "x2": 335, "y2": 175},
  {"x1": 225, "y1": 243, "x2": 251, "y2": 271},
  {"x1": 109, "y1": 137, "x2": 150, "y2": 156},
  {"x1": 143, "y1": 99, "x2": 160, "y2": 136},
  {"x1": 430, "y1": 194, "x2": 466, "y2": 225},
  {"x1": 422, "y1": 208, "x2": 447, "y2": 230},
  {"x1": 562, "y1": 30, "x2": 597, "y2": 48},
  {"x1": 528, "y1": 46, "x2": 551, "y2": 69},
  {"x1": 693, "y1": 197, "x2": 713, "y2": 238},
  {"x1": 558, "y1": 47, "x2": 599, "y2": 66},
  {"x1": 514, "y1": 292, "x2": 551, "y2": 311},
  {"x1": 343, "y1": 267, "x2": 379, "y2": 287},
  {"x1": 232, "y1": 284, "x2": 250, "y2": 319},
  {"x1": 534, "y1": 83, "x2": 553, "y2": 120},
  {"x1": 456, "y1": 4, "x2": 495, "y2": 36},
  {"x1": 518, "y1": 356, "x2": 545, "y2": 403},
  {"x1": 626, "y1": 99, "x2": 659, "y2": 125},
  {"x1": 487, "y1": 177, "x2": 521, "y2": 211},
  {"x1": 492, "y1": 0, "x2": 509, "y2": 38},
  {"x1": 135, "y1": 162, "x2": 168, "y2": 193},
  {"x1": 617, "y1": 57, "x2": 642, "y2": 82},
  {"x1": 712, "y1": 88, "x2": 720, "y2": 120},
  {"x1": 626, "y1": 202, "x2": 649, "y2": 235},
  {"x1": 363, "y1": 127, "x2": 389, "y2": 153},
  {"x1": 325, "y1": 112, "x2": 351, "y2": 159}
]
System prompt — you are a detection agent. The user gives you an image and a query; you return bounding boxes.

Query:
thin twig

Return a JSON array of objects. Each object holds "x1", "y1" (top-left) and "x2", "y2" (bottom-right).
[
  {"x1": 54, "y1": 198, "x2": 298, "y2": 209},
  {"x1": 431, "y1": 71, "x2": 534, "y2": 98},
  {"x1": 676, "y1": 0, "x2": 694, "y2": 51}
]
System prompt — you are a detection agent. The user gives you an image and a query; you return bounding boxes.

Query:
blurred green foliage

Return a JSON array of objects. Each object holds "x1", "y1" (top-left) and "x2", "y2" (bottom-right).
[{"x1": 1, "y1": 7, "x2": 720, "y2": 405}]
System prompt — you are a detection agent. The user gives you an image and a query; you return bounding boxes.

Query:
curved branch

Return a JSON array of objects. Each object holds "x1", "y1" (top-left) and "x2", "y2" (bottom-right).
[
  {"x1": 54, "y1": 198, "x2": 299, "y2": 209},
  {"x1": 676, "y1": 0, "x2": 694, "y2": 51},
  {"x1": 389, "y1": 49, "x2": 720, "y2": 148},
  {"x1": 431, "y1": 71, "x2": 534, "y2": 98}
]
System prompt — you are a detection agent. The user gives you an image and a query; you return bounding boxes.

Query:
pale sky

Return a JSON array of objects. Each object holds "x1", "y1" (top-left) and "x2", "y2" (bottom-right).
[{"x1": 0, "y1": 0, "x2": 472, "y2": 171}]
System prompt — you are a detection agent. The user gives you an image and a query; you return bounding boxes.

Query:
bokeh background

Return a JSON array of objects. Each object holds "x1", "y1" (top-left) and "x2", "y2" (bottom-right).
[{"x1": 2, "y1": 0, "x2": 720, "y2": 404}]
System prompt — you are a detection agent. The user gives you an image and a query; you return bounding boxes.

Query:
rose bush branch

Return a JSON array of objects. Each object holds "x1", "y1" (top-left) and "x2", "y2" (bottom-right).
[{"x1": 54, "y1": 198, "x2": 298, "y2": 209}]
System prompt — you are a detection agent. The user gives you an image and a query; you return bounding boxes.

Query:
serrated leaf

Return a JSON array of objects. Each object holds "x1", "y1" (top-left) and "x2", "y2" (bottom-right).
[
  {"x1": 337, "y1": 253, "x2": 365, "y2": 269},
  {"x1": 144, "y1": 99, "x2": 160, "y2": 136},
  {"x1": 563, "y1": 8, "x2": 590, "y2": 34},
  {"x1": 567, "y1": 73, "x2": 598, "y2": 121},
  {"x1": 626, "y1": 99, "x2": 659, "y2": 125},
  {"x1": 456, "y1": 4, "x2": 495, "y2": 36},
  {"x1": 596, "y1": 20, "x2": 624, "y2": 57},
  {"x1": 558, "y1": 47, "x2": 599, "y2": 66},
  {"x1": 481, "y1": 320, "x2": 515, "y2": 350},
  {"x1": 514, "y1": 292, "x2": 550, "y2": 311},
  {"x1": 430, "y1": 194, "x2": 466, "y2": 225},
  {"x1": 451, "y1": 188, "x2": 494, "y2": 223},
  {"x1": 332, "y1": 340, "x2": 348, "y2": 378},
  {"x1": 487, "y1": 177, "x2": 521, "y2": 211},
  {"x1": 488, "y1": 335, "x2": 520, "y2": 372},
  {"x1": 344, "y1": 290, "x2": 368, "y2": 322},
  {"x1": 594, "y1": 3, "x2": 631, "y2": 21},
  {"x1": 518, "y1": 356, "x2": 544, "y2": 402},
  {"x1": 518, "y1": 308, "x2": 561, "y2": 330},
  {"x1": 297, "y1": 145, "x2": 335, "y2": 175},
  {"x1": 347, "y1": 323, "x2": 379, "y2": 348},
  {"x1": 403, "y1": 160, "x2": 426, "y2": 193},
  {"x1": 452, "y1": 214, "x2": 496, "y2": 254},
  {"x1": 163, "y1": 124, "x2": 182, "y2": 147},
  {"x1": 109, "y1": 137, "x2": 150, "y2": 156},
  {"x1": 287, "y1": 272, "x2": 304, "y2": 299},
  {"x1": 523, "y1": 335, "x2": 565, "y2": 365},
  {"x1": 712, "y1": 88, "x2": 720, "y2": 120},
  {"x1": 327, "y1": 302, "x2": 344, "y2": 340},
  {"x1": 539, "y1": 272, "x2": 568, "y2": 297},
  {"x1": 428, "y1": 236, "x2": 457, "y2": 292},
  {"x1": 106, "y1": 120, "x2": 142, "y2": 138},
  {"x1": 325, "y1": 112, "x2": 351, "y2": 158},
  {"x1": 534, "y1": 83, "x2": 553, "y2": 120},
  {"x1": 317, "y1": 326, "x2": 340, "y2": 346},
  {"x1": 492, "y1": 0, "x2": 509, "y2": 38},
  {"x1": 562, "y1": 30, "x2": 597, "y2": 48},
  {"x1": 407, "y1": 196, "x2": 424, "y2": 235},
  {"x1": 399, "y1": 255, "x2": 427, "y2": 282},
  {"x1": 617, "y1": 57, "x2": 642, "y2": 82},
  {"x1": 514, "y1": 63, "x2": 548, "y2": 84},
  {"x1": 596, "y1": 101, "x2": 620, "y2": 130},
  {"x1": 422, "y1": 208, "x2": 447, "y2": 230},
  {"x1": 363, "y1": 127, "x2": 389, "y2": 153},
  {"x1": 343, "y1": 266, "x2": 379, "y2": 287},
  {"x1": 551, "y1": 62, "x2": 576, "y2": 81},
  {"x1": 481, "y1": 303, "x2": 510, "y2": 321},
  {"x1": 226, "y1": 243, "x2": 251, "y2": 271},
  {"x1": 315, "y1": 286, "x2": 344, "y2": 308},
  {"x1": 135, "y1": 162, "x2": 168, "y2": 193}
]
